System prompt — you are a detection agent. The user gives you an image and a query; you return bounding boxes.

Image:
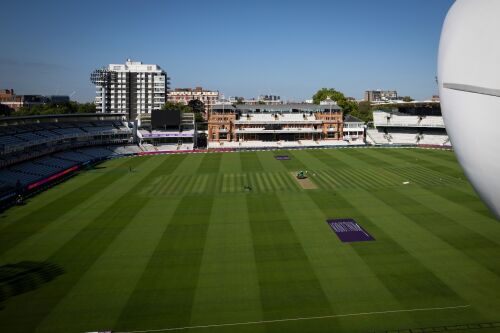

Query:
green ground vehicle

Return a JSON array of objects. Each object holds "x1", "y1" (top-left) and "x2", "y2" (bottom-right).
[{"x1": 296, "y1": 170, "x2": 307, "y2": 179}]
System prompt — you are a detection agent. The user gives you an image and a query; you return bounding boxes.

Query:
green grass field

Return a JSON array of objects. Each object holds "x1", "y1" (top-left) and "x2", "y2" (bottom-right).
[{"x1": 1, "y1": 148, "x2": 500, "y2": 333}]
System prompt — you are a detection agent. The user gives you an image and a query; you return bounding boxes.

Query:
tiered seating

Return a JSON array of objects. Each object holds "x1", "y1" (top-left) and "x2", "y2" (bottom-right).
[
  {"x1": 0, "y1": 115, "x2": 136, "y2": 195},
  {"x1": 0, "y1": 135, "x2": 26, "y2": 147},
  {"x1": 82, "y1": 126, "x2": 117, "y2": 134},
  {"x1": 54, "y1": 151, "x2": 93, "y2": 163},
  {"x1": 35, "y1": 130, "x2": 60, "y2": 139},
  {"x1": 0, "y1": 181, "x2": 14, "y2": 198},
  {"x1": 51, "y1": 127, "x2": 86, "y2": 136},
  {"x1": 367, "y1": 129, "x2": 391, "y2": 144},
  {"x1": 419, "y1": 116, "x2": 445, "y2": 127},
  {"x1": 141, "y1": 144, "x2": 157, "y2": 152},
  {"x1": 373, "y1": 111, "x2": 445, "y2": 128},
  {"x1": 110, "y1": 145, "x2": 142, "y2": 155},
  {"x1": 15, "y1": 132, "x2": 46, "y2": 143},
  {"x1": 10, "y1": 162, "x2": 61, "y2": 177},
  {"x1": 35, "y1": 156, "x2": 75, "y2": 169},
  {"x1": 76, "y1": 147, "x2": 113, "y2": 159},
  {"x1": 419, "y1": 134, "x2": 450, "y2": 145},
  {"x1": 373, "y1": 112, "x2": 393, "y2": 126},
  {"x1": 390, "y1": 131, "x2": 418, "y2": 144},
  {"x1": 0, "y1": 170, "x2": 41, "y2": 185}
]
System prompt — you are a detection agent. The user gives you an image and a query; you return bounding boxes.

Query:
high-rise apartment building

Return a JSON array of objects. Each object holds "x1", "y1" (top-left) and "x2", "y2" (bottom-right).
[
  {"x1": 91, "y1": 59, "x2": 169, "y2": 120},
  {"x1": 364, "y1": 90, "x2": 398, "y2": 102}
]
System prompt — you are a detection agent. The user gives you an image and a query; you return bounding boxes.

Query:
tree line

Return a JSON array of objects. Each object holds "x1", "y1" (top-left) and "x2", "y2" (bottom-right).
[{"x1": 3, "y1": 102, "x2": 96, "y2": 117}]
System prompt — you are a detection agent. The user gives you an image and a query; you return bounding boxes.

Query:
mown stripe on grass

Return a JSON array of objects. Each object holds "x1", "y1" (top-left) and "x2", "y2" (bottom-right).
[
  {"x1": 339, "y1": 188, "x2": 495, "y2": 320},
  {"x1": 309, "y1": 149, "x2": 351, "y2": 169},
  {"x1": 265, "y1": 172, "x2": 280, "y2": 191},
  {"x1": 277, "y1": 171, "x2": 300, "y2": 191},
  {"x1": 0, "y1": 155, "x2": 184, "y2": 333},
  {"x1": 246, "y1": 193, "x2": 332, "y2": 321},
  {"x1": 404, "y1": 148, "x2": 462, "y2": 169},
  {"x1": 314, "y1": 170, "x2": 339, "y2": 189},
  {"x1": 397, "y1": 186, "x2": 500, "y2": 245},
  {"x1": 114, "y1": 195, "x2": 215, "y2": 331},
  {"x1": 255, "y1": 173, "x2": 267, "y2": 191},
  {"x1": 193, "y1": 174, "x2": 208, "y2": 194},
  {"x1": 0, "y1": 156, "x2": 148, "y2": 256},
  {"x1": 279, "y1": 192, "x2": 415, "y2": 331},
  {"x1": 277, "y1": 150, "x2": 309, "y2": 172},
  {"x1": 189, "y1": 195, "x2": 264, "y2": 326},
  {"x1": 349, "y1": 149, "x2": 464, "y2": 188},
  {"x1": 307, "y1": 190, "x2": 467, "y2": 310},
  {"x1": 419, "y1": 185, "x2": 495, "y2": 220},
  {"x1": 377, "y1": 188, "x2": 500, "y2": 278},
  {"x1": 36, "y1": 197, "x2": 183, "y2": 333},
  {"x1": 199, "y1": 153, "x2": 223, "y2": 174},
  {"x1": 335, "y1": 168, "x2": 368, "y2": 188},
  {"x1": 220, "y1": 151, "x2": 242, "y2": 174},
  {"x1": 241, "y1": 152, "x2": 265, "y2": 172},
  {"x1": 377, "y1": 148, "x2": 465, "y2": 179},
  {"x1": 173, "y1": 175, "x2": 192, "y2": 195},
  {"x1": 346, "y1": 168, "x2": 381, "y2": 188},
  {"x1": 0, "y1": 158, "x2": 162, "y2": 264},
  {"x1": 183, "y1": 173, "x2": 200, "y2": 194},
  {"x1": 221, "y1": 171, "x2": 301, "y2": 194},
  {"x1": 338, "y1": 148, "x2": 393, "y2": 169},
  {"x1": 356, "y1": 167, "x2": 394, "y2": 188},
  {"x1": 386, "y1": 166, "x2": 462, "y2": 187}
]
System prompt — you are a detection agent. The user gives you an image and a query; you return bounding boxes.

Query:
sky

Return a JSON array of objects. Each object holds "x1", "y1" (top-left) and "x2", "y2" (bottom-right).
[{"x1": 0, "y1": 0, "x2": 454, "y2": 102}]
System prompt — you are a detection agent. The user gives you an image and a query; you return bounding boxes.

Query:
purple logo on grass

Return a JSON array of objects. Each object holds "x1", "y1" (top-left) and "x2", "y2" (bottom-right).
[
  {"x1": 327, "y1": 218, "x2": 375, "y2": 243},
  {"x1": 275, "y1": 155, "x2": 290, "y2": 160}
]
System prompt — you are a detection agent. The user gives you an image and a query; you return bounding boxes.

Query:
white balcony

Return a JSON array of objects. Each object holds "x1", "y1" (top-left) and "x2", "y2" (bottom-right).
[{"x1": 234, "y1": 128, "x2": 323, "y2": 134}]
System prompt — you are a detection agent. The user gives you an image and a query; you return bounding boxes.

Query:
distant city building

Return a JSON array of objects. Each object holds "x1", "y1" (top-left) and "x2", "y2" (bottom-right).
[
  {"x1": 0, "y1": 89, "x2": 15, "y2": 101},
  {"x1": 431, "y1": 95, "x2": 440, "y2": 102},
  {"x1": 91, "y1": 59, "x2": 168, "y2": 120},
  {"x1": 0, "y1": 89, "x2": 57, "y2": 111},
  {"x1": 364, "y1": 90, "x2": 398, "y2": 102},
  {"x1": 259, "y1": 94, "x2": 281, "y2": 101},
  {"x1": 167, "y1": 87, "x2": 219, "y2": 114},
  {"x1": 46, "y1": 95, "x2": 70, "y2": 104},
  {"x1": 228, "y1": 94, "x2": 283, "y2": 105}
]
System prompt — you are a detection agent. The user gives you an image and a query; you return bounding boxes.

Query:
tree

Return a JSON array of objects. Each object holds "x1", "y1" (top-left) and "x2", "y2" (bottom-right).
[
  {"x1": 312, "y1": 88, "x2": 346, "y2": 105},
  {"x1": 161, "y1": 102, "x2": 192, "y2": 113},
  {"x1": 77, "y1": 103, "x2": 96, "y2": 113},
  {"x1": 188, "y1": 99, "x2": 205, "y2": 114},
  {"x1": 312, "y1": 88, "x2": 358, "y2": 116},
  {"x1": 234, "y1": 97, "x2": 245, "y2": 105},
  {"x1": 350, "y1": 101, "x2": 373, "y2": 122},
  {"x1": 401, "y1": 96, "x2": 414, "y2": 102}
]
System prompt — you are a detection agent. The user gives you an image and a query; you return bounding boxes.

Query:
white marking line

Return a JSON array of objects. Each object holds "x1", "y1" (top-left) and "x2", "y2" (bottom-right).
[{"x1": 116, "y1": 304, "x2": 471, "y2": 333}]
